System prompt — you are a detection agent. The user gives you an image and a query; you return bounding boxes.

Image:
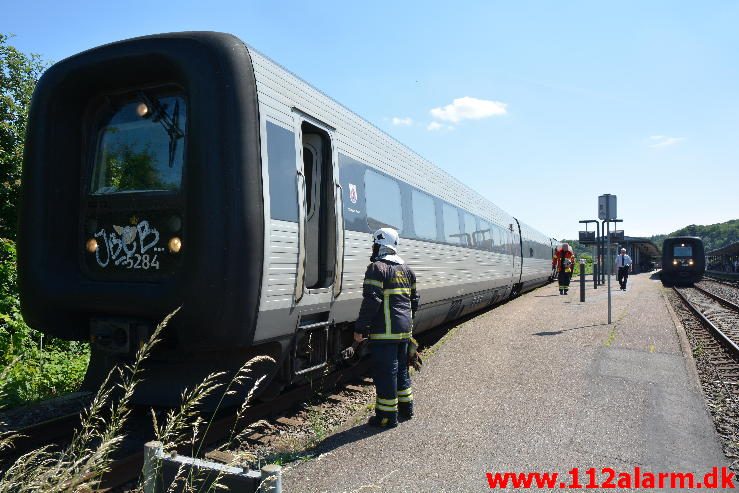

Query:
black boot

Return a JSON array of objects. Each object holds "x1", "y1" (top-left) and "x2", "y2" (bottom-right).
[
  {"x1": 368, "y1": 414, "x2": 398, "y2": 428},
  {"x1": 399, "y1": 402, "x2": 414, "y2": 421}
]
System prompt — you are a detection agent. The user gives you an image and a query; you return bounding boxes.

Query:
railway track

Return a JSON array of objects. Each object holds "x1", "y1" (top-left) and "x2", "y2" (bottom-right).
[
  {"x1": 668, "y1": 285, "x2": 739, "y2": 471},
  {"x1": 1, "y1": 359, "x2": 372, "y2": 491},
  {"x1": 673, "y1": 286, "x2": 739, "y2": 359},
  {"x1": 698, "y1": 279, "x2": 739, "y2": 306},
  {"x1": 99, "y1": 359, "x2": 371, "y2": 490},
  {"x1": 704, "y1": 273, "x2": 739, "y2": 289},
  {"x1": 2, "y1": 413, "x2": 81, "y2": 461}
]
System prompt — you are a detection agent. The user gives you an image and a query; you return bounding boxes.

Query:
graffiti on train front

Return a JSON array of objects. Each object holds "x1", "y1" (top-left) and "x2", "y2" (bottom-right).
[{"x1": 94, "y1": 220, "x2": 163, "y2": 270}]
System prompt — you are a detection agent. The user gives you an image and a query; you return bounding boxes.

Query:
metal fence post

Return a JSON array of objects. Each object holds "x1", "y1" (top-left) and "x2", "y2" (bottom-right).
[
  {"x1": 143, "y1": 441, "x2": 163, "y2": 493},
  {"x1": 580, "y1": 259, "x2": 586, "y2": 302},
  {"x1": 593, "y1": 263, "x2": 598, "y2": 289},
  {"x1": 260, "y1": 464, "x2": 282, "y2": 492}
]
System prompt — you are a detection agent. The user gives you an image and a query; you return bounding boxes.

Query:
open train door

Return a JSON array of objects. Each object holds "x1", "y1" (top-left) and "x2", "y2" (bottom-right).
[
  {"x1": 291, "y1": 110, "x2": 344, "y2": 378},
  {"x1": 511, "y1": 218, "x2": 524, "y2": 295}
]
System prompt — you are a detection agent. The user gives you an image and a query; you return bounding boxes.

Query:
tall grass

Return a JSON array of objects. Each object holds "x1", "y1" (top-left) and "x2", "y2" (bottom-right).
[{"x1": 0, "y1": 308, "x2": 275, "y2": 493}]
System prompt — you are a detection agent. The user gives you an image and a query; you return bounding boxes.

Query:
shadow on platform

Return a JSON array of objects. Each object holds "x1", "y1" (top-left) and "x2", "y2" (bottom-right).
[
  {"x1": 533, "y1": 322, "x2": 610, "y2": 337},
  {"x1": 301, "y1": 421, "x2": 389, "y2": 459}
]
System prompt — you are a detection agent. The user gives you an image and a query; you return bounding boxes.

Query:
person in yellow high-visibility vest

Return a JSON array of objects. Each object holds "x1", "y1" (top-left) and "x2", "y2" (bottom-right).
[
  {"x1": 552, "y1": 243, "x2": 576, "y2": 295},
  {"x1": 354, "y1": 228, "x2": 420, "y2": 428}
]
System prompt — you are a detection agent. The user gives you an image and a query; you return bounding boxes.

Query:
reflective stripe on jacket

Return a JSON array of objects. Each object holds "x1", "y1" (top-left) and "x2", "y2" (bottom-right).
[
  {"x1": 356, "y1": 260, "x2": 419, "y2": 341},
  {"x1": 552, "y1": 250, "x2": 576, "y2": 273}
]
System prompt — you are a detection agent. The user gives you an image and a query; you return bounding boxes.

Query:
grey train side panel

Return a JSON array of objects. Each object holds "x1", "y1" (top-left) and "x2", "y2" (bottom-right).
[
  {"x1": 518, "y1": 220, "x2": 554, "y2": 292},
  {"x1": 248, "y1": 45, "x2": 553, "y2": 344}
]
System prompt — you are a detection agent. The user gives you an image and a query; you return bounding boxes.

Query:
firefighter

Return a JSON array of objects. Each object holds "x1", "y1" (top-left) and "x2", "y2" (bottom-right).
[
  {"x1": 552, "y1": 243, "x2": 576, "y2": 295},
  {"x1": 354, "y1": 228, "x2": 420, "y2": 428}
]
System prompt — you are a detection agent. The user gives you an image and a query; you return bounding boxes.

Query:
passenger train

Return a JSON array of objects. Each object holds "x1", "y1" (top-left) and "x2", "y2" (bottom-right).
[
  {"x1": 19, "y1": 32, "x2": 557, "y2": 403},
  {"x1": 661, "y1": 236, "x2": 705, "y2": 286}
]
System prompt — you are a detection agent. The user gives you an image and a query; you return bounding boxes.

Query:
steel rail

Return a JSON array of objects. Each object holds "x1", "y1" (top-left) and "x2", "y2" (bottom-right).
[
  {"x1": 1, "y1": 413, "x2": 81, "y2": 462},
  {"x1": 693, "y1": 284, "x2": 739, "y2": 313},
  {"x1": 673, "y1": 287, "x2": 739, "y2": 358},
  {"x1": 703, "y1": 273, "x2": 739, "y2": 288}
]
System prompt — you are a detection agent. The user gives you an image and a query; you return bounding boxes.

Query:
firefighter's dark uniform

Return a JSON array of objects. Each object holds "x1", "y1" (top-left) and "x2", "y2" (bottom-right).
[
  {"x1": 356, "y1": 259, "x2": 419, "y2": 426},
  {"x1": 553, "y1": 248, "x2": 576, "y2": 295}
]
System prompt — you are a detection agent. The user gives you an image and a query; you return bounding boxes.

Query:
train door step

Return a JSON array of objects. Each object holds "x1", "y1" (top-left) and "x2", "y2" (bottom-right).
[{"x1": 294, "y1": 312, "x2": 332, "y2": 376}]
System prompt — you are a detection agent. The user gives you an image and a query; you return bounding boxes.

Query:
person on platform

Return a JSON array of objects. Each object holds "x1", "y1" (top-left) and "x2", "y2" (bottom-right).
[
  {"x1": 552, "y1": 243, "x2": 576, "y2": 295},
  {"x1": 615, "y1": 247, "x2": 633, "y2": 291},
  {"x1": 354, "y1": 228, "x2": 420, "y2": 428}
]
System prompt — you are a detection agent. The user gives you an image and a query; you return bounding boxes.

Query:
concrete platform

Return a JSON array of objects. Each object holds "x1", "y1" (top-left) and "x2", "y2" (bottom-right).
[{"x1": 282, "y1": 273, "x2": 729, "y2": 492}]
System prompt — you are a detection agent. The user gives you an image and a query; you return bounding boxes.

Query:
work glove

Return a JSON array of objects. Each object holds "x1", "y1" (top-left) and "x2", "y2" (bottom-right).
[{"x1": 408, "y1": 337, "x2": 423, "y2": 372}]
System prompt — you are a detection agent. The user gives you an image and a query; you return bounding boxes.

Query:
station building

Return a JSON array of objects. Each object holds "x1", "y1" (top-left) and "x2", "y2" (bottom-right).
[{"x1": 706, "y1": 240, "x2": 739, "y2": 276}]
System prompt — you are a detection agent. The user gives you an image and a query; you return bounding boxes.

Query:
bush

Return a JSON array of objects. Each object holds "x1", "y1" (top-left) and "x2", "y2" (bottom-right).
[{"x1": 0, "y1": 238, "x2": 89, "y2": 407}]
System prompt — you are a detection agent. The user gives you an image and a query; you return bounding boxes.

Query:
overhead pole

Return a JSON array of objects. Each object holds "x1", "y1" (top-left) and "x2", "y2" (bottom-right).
[{"x1": 598, "y1": 194, "x2": 619, "y2": 325}]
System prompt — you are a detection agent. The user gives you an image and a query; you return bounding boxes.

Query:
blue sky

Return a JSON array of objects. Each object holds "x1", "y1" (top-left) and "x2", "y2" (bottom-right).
[{"x1": 5, "y1": 1, "x2": 739, "y2": 240}]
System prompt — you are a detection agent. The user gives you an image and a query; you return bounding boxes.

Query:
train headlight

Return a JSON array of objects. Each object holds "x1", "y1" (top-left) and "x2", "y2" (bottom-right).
[
  {"x1": 673, "y1": 260, "x2": 678, "y2": 265},
  {"x1": 136, "y1": 102, "x2": 150, "y2": 118},
  {"x1": 85, "y1": 238, "x2": 98, "y2": 253},
  {"x1": 168, "y1": 237, "x2": 182, "y2": 253},
  {"x1": 688, "y1": 259, "x2": 694, "y2": 265}
]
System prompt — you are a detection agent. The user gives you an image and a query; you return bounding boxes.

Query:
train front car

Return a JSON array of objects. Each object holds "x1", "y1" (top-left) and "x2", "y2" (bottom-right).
[
  {"x1": 19, "y1": 32, "x2": 271, "y2": 403},
  {"x1": 661, "y1": 236, "x2": 705, "y2": 286}
]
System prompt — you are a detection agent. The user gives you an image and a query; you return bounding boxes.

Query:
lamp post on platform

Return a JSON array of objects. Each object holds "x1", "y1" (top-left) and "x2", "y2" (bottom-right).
[
  {"x1": 598, "y1": 194, "x2": 623, "y2": 325},
  {"x1": 604, "y1": 218, "x2": 623, "y2": 324}
]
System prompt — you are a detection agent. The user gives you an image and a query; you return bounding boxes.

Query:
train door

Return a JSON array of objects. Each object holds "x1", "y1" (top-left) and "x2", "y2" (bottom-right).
[
  {"x1": 293, "y1": 115, "x2": 344, "y2": 303},
  {"x1": 511, "y1": 220, "x2": 523, "y2": 293},
  {"x1": 302, "y1": 133, "x2": 325, "y2": 289},
  {"x1": 290, "y1": 115, "x2": 344, "y2": 378}
]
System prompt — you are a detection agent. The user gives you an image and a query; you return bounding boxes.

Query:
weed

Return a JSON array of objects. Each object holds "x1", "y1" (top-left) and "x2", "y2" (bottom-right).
[
  {"x1": 604, "y1": 328, "x2": 617, "y2": 347},
  {"x1": 0, "y1": 308, "x2": 277, "y2": 493}
]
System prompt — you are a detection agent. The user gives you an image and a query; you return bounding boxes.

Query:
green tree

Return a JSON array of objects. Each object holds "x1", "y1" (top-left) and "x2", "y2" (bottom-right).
[
  {"x1": 0, "y1": 34, "x2": 46, "y2": 240},
  {"x1": 0, "y1": 36, "x2": 87, "y2": 407},
  {"x1": 650, "y1": 219, "x2": 739, "y2": 252}
]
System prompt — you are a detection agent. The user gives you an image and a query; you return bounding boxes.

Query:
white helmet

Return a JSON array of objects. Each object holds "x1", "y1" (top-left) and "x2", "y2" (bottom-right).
[
  {"x1": 373, "y1": 228, "x2": 399, "y2": 250},
  {"x1": 621, "y1": 248, "x2": 626, "y2": 253}
]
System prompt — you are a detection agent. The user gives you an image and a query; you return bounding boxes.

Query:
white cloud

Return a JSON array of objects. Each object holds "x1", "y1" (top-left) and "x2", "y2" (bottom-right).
[
  {"x1": 648, "y1": 135, "x2": 683, "y2": 148},
  {"x1": 391, "y1": 116, "x2": 413, "y2": 126},
  {"x1": 430, "y1": 96, "x2": 508, "y2": 123},
  {"x1": 426, "y1": 122, "x2": 454, "y2": 132}
]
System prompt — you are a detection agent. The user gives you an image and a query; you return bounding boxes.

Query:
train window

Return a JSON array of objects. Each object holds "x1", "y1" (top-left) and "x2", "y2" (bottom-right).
[
  {"x1": 462, "y1": 212, "x2": 476, "y2": 248},
  {"x1": 365, "y1": 169, "x2": 403, "y2": 232},
  {"x1": 303, "y1": 147, "x2": 314, "y2": 216},
  {"x1": 266, "y1": 122, "x2": 299, "y2": 222},
  {"x1": 442, "y1": 203, "x2": 462, "y2": 245},
  {"x1": 674, "y1": 245, "x2": 692, "y2": 257},
  {"x1": 474, "y1": 220, "x2": 493, "y2": 251},
  {"x1": 90, "y1": 92, "x2": 186, "y2": 195},
  {"x1": 493, "y1": 225, "x2": 505, "y2": 254},
  {"x1": 411, "y1": 190, "x2": 436, "y2": 240}
]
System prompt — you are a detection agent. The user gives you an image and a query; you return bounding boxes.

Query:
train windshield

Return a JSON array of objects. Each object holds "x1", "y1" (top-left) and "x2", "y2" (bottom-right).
[
  {"x1": 673, "y1": 245, "x2": 693, "y2": 257},
  {"x1": 90, "y1": 92, "x2": 186, "y2": 195}
]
